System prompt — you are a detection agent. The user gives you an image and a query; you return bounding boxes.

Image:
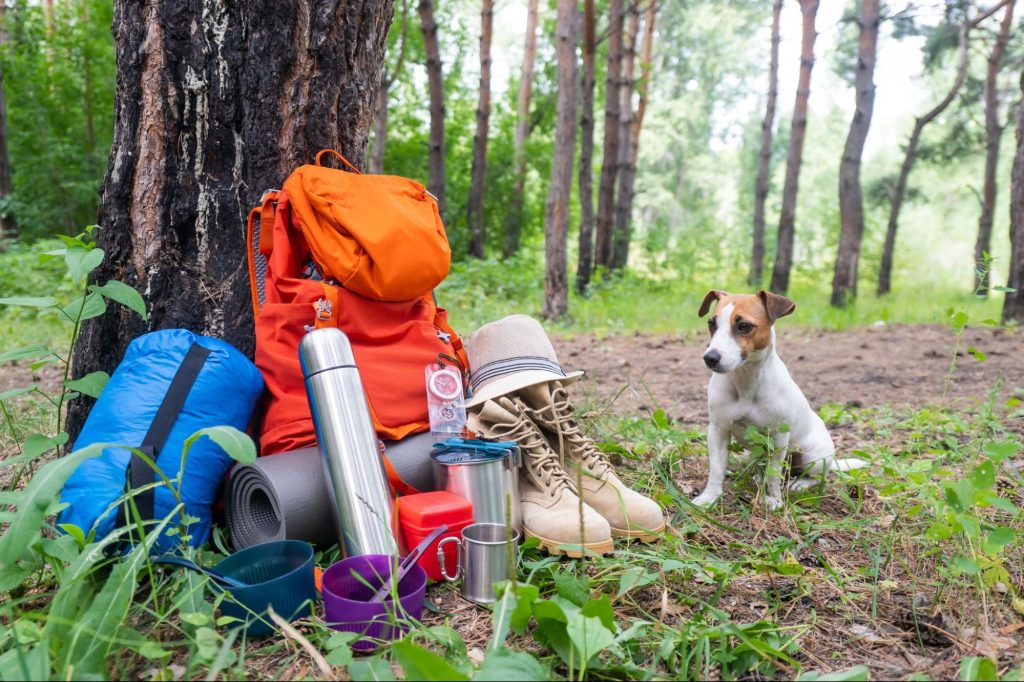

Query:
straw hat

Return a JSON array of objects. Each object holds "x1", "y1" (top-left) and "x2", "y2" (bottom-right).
[{"x1": 464, "y1": 315, "x2": 583, "y2": 408}]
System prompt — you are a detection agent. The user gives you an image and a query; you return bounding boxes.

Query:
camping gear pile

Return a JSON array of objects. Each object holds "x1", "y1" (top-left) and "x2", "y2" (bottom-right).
[{"x1": 56, "y1": 150, "x2": 665, "y2": 646}]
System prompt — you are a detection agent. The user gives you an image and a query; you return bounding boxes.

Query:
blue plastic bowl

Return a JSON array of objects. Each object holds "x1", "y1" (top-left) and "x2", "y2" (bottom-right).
[{"x1": 213, "y1": 540, "x2": 316, "y2": 637}]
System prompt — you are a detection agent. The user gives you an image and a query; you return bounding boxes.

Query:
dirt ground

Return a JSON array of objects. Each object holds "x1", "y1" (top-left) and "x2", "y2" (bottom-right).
[{"x1": 554, "y1": 323, "x2": 1024, "y2": 427}]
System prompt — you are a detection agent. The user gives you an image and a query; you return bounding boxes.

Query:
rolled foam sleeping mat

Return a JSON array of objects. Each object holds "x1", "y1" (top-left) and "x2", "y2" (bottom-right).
[{"x1": 226, "y1": 432, "x2": 440, "y2": 549}]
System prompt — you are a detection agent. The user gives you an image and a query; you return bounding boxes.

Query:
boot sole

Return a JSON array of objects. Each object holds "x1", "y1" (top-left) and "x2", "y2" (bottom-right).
[
  {"x1": 609, "y1": 519, "x2": 666, "y2": 542},
  {"x1": 525, "y1": 529, "x2": 614, "y2": 557}
]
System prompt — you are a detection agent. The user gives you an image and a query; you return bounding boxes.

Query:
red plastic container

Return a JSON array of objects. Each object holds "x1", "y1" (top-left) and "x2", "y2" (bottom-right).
[{"x1": 396, "y1": 492, "x2": 473, "y2": 581}]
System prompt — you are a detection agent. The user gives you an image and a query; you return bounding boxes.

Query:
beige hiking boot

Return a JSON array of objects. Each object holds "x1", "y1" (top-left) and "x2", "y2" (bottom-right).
[
  {"x1": 467, "y1": 397, "x2": 613, "y2": 557},
  {"x1": 517, "y1": 383, "x2": 666, "y2": 541}
]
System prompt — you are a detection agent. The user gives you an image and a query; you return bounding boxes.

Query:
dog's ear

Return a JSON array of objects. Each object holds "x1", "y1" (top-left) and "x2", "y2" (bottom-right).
[
  {"x1": 698, "y1": 290, "x2": 729, "y2": 318},
  {"x1": 758, "y1": 290, "x2": 796, "y2": 322}
]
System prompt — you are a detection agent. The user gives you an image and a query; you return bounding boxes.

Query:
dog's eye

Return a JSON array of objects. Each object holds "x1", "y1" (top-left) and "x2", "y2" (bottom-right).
[
  {"x1": 736, "y1": 321, "x2": 754, "y2": 334},
  {"x1": 708, "y1": 319, "x2": 717, "y2": 333}
]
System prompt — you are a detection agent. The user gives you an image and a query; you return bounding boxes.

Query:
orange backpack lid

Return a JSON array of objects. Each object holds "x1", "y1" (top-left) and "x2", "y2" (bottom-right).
[{"x1": 282, "y1": 151, "x2": 451, "y2": 302}]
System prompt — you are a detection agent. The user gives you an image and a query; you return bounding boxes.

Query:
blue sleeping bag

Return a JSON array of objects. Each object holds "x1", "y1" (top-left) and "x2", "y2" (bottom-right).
[{"x1": 59, "y1": 329, "x2": 264, "y2": 550}]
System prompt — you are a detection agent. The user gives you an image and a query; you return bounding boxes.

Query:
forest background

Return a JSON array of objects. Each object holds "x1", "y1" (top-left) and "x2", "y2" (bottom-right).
[{"x1": 2, "y1": 0, "x2": 1022, "y2": 338}]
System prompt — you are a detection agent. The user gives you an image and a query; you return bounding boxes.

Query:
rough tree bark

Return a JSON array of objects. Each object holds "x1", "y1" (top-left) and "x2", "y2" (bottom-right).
[
  {"x1": 419, "y1": 0, "x2": 446, "y2": 216},
  {"x1": 831, "y1": 0, "x2": 880, "y2": 308},
  {"x1": 1004, "y1": 69, "x2": 1024, "y2": 323},
  {"x1": 575, "y1": 0, "x2": 597, "y2": 293},
  {"x1": 0, "y1": 0, "x2": 16, "y2": 243},
  {"x1": 503, "y1": 0, "x2": 539, "y2": 258},
  {"x1": 878, "y1": 2, "x2": 1008, "y2": 295},
  {"x1": 594, "y1": 0, "x2": 624, "y2": 270},
  {"x1": 68, "y1": 0, "x2": 395, "y2": 438},
  {"x1": 467, "y1": 0, "x2": 494, "y2": 259},
  {"x1": 974, "y1": 0, "x2": 1015, "y2": 294},
  {"x1": 610, "y1": 0, "x2": 656, "y2": 271},
  {"x1": 370, "y1": 0, "x2": 409, "y2": 174},
  {"x1": 750, "y1": 0, "x2": 783, "y2": 286},
  {"x1": 770, "y1": 0, "x2": 818, "y2": 295},
  {"x1": 543, "y1": 0, "x2": 578, "y2": 320},
  {"x1": 608, "y1": 3, "x2": 640, "y2": 271}
]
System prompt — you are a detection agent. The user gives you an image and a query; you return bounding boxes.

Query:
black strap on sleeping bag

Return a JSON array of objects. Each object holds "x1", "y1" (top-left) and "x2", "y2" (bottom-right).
[{"x1": 117, "y1": 343, "x2": 211, "y2": 529}]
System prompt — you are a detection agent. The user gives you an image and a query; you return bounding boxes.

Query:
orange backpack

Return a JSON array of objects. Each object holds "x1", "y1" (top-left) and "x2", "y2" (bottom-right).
[{"x1": 247, "y1": 150, "x2": 468, "y2": 456}]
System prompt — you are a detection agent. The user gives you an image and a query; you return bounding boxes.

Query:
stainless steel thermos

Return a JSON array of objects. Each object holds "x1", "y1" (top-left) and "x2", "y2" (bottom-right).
[{"x1": 299, "y1": 328, "x2": 398, "y2": 557}]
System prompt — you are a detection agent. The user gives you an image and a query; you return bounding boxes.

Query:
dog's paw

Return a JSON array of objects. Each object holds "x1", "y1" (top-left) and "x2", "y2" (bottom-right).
[
  {"x1": 691, "y1": 492, "x2": 720, "y2": 508},
  {"x1": 762, "y1": 495, "x2": 784, "y2": 511},
  {"x1": 788, "y1": 476, "x2": 821, "y2": 492}
]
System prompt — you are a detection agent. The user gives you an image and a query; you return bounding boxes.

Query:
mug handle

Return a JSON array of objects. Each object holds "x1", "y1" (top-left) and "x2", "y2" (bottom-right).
[{"x1": 436, "y1": 537, "x2": 462, "y2": 581}]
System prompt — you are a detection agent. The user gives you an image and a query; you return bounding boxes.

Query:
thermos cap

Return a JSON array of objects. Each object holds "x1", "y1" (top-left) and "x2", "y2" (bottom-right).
[{"x1": 299, "y1": 328, "x2": 357, "y2": 378}]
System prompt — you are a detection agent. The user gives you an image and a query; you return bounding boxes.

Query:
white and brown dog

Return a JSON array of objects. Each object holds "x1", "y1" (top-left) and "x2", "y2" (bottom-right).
[{"x1": 691, "y1": 289, "x2": 866, "y2": 510}]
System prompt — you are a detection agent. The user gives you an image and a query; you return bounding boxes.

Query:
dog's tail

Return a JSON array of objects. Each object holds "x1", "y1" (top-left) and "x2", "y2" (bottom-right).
[{"x1": 801, "y1": 456, "x2": 869, "y2": 477}]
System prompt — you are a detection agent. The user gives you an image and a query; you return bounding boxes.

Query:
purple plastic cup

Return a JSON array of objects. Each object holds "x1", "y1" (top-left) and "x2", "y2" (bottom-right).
[{"x1": 322, "y1": 554, "x2": 427, "y2": 651}]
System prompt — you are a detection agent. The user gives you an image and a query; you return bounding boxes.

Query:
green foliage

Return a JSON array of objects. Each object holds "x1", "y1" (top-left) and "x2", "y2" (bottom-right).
[{"x1": 1, "y1": 0, "x2": 116, "y2": 238}]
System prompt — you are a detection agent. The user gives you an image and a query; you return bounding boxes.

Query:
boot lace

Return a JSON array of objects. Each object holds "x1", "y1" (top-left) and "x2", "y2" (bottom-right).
[
  {"x1": 533, "y1": 387, "x2": 613, "y2": 478},
  {"x1": 497, "y1": 401, "x2": 574, "y2": 496}
]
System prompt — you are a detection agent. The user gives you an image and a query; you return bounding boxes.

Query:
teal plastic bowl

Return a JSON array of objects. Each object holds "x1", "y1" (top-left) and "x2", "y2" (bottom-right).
[{"x1": 213, "y1": 540, "x2": 316, "y2": 636}]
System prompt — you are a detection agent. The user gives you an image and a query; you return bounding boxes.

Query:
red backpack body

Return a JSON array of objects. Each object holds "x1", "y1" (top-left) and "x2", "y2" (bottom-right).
[{"x1": 246, "y1": 152, "x2": 468, "y2": 456}]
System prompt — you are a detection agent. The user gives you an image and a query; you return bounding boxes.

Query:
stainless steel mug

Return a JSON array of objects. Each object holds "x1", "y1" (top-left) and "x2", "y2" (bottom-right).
[
  {"x1": 437, "y1": 523, "x2": 520, "y2": 604},
  {"x1": 431, "y1": 447, "x2": 522, "y2": 534},
  {"x1": 300, "y1": 328, "x2": 398, "y2": 557}
]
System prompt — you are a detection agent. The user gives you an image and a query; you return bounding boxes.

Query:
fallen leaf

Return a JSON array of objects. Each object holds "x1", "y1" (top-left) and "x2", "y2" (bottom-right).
[{"x1": 873, "y1": 514, "x2": 896, "y2": 530}]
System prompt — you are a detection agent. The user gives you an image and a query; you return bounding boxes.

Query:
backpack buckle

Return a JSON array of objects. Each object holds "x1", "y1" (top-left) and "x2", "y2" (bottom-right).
[{"x1": 313, "y1": 298, "x2": 333, "y2": 322}]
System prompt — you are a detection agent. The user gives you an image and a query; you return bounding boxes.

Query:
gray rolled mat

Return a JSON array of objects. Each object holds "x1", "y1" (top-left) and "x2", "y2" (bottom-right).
[{"x1": 226, "y1": 432, "x2": 440, "y2": 550}]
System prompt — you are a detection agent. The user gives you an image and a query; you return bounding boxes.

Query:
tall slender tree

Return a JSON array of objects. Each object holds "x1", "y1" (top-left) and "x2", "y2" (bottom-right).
[
  {"x1": 503, "y1": 0, "x2": 540, "y2": 258},
  {"x1": 0, "y1": 0, "x2": 15, "y2": 243},
  {"x1": 878, "y1": 2, "x2": 1008, "y2": 295},
  {"x1": 610, "y1": 0, "x2": 657, "y2": 271},
  {"x1": 609, "y1": 3, "x2": 640, "y2": 271},
  {"x1": 370, "y1": 0, "x2": 410, "y2": 174},
  {"x1": 467, "y1": 0, "x2": 494, "y2": 258},
  {"x1": 576, "y1": 0, "x2": 597, "y2": 293},
  {"x1": 974, "y1": 0, "x2": 1015, "y2": 294},
  {"x1": 1005, "y1": 69, "x2": 1024, "y2": 323},
  {"x1": 594, "y1": 0, "x2": 624, "y2": 270},
  {"x1": 419, "y1": 0, "x2": 446, "y2": 216},
  {"x1": 831, "y1": 0, "x2": 880, "y2": 307},
  {"x1": 750, "y1": 0, "x2": 783, "y2": 286},
  {"x1": 543, "y1": 0, "x2": 579, "y2": 319},
  {"x1": 69, "y1": 0, "x2": 394, "y2": 438},
  {"x1": 770, "y1": 0, "x2": 819, "y2": 295}
]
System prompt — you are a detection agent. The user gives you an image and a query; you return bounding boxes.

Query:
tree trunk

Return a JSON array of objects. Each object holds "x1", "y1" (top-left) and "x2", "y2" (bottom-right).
[
  {"x1": 503, "y1": 0, "x2": 539, "y2": 258},
  {"x1": 467, "y1": 0, "x2": 494, "y2": 259},
  {"x1": 769, "y1": 0, "x2": 818, "y2": 295},
  {"x1": 419, "y1": 0, "x2": 446, "y2": 217},
  {"x1": 575, "y1": 0, "x2": 597, "y2": 293},
  {"x1": 750, "y1": 0, "x2": 783, "y2": 286},
  {"x1": 371, "y1": 0, "x2": 409, "y2": 174},
  {"x1": 610, "y1": 0, "x2": 656, "y2": 271},
  {"x1": 543, "y1": 0, "x2": 578, "y2": 320},
  {"x1": 974, "y1": 0, "x2": 1015, "y2": 295},
  {"x1": 68, "y1": 0, "x2": 395, "y2": 439},
  {"x1": 0, "y1": 0, "x2": 16, "y2": 243},
  {"x1": 609, "y1": 3, "x2": 640, "y2": 271},
  {"x1": 831, "y1": 0, "x2": 880, "y2": 308},
  {"x1": 370, "y1": 93, "x2": 389, "y2": 175},
  {"x1": 594, "y1": 0, "x2": 624, "y2": 271},
  {"x1": 878, "y1": 22, "x2": 972, "y2": 296},
  {"x1": 1004, "y1": 69, "x2": 1024, "y2": 324}
]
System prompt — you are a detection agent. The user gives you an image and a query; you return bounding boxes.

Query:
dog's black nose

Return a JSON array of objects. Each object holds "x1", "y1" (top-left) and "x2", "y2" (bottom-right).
[{"x1": 703, "y1": 350, "x2": 721, "y2": 369}]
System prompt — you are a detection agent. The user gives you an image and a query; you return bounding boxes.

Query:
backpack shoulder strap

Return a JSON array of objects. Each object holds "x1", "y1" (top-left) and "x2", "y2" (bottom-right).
[
  {"x1": 246, "y1": 190, "x2": 280, "y2": 317},
  {"x1": 117, "y1": 343, "x2": 211, "y2": 529}
]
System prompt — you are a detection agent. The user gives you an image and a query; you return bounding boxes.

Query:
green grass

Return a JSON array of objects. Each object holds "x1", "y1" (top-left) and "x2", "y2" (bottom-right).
[{"x1": 439, "y1": 254, "x2": 1007, "y2": 338}]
